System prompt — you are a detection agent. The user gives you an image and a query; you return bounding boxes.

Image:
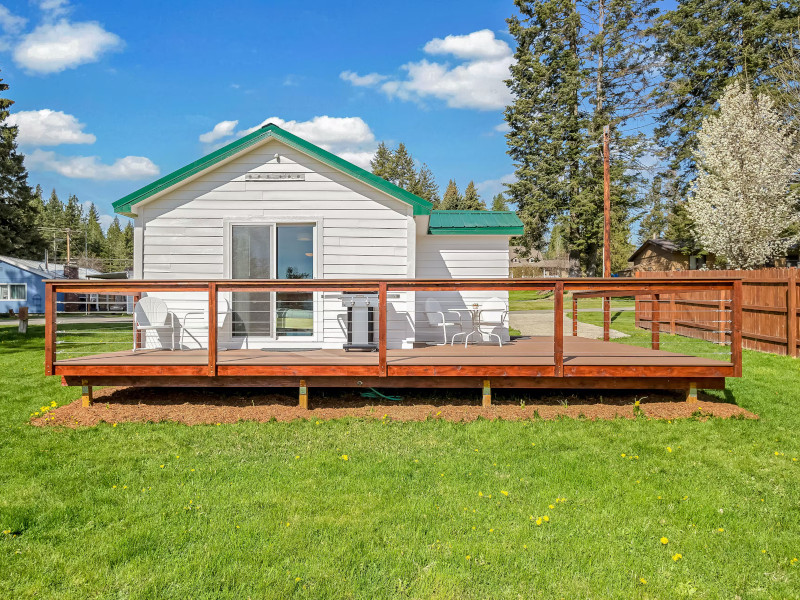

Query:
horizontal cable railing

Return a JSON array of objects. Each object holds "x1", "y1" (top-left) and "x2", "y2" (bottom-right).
[{"x1": 44, "y1": 278, "x2": 742, "y2": 379}]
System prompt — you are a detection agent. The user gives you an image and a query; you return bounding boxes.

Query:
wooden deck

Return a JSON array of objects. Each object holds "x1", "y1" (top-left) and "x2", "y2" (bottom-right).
[
  {"x1": 56, "y1": 336, "x2": 733, "y2": 390},
  {"x1": 47, "y1": 277, "x2": 742, "y2": 401}
]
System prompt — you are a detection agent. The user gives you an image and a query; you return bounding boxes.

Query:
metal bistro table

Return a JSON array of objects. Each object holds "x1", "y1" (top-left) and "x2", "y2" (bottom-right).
[{"x1": 450, "y1": 304, "x2": 485, "y2": 347}]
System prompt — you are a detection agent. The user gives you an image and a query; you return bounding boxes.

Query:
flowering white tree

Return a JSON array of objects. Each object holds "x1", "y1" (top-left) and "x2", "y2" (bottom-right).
[{"x1": 687, "y1": 84, "x2": 800, "y2": 269}]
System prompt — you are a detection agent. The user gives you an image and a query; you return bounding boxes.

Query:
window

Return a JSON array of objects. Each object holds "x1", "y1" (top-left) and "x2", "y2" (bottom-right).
[{"x1": 0, "y1": 283, "x2": 27, "y2": 301}]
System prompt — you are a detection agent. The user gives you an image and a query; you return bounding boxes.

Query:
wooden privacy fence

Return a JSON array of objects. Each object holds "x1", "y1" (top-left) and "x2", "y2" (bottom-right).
[{"x1": 635, "y1": 268, "x2": 799, "y2": 358}]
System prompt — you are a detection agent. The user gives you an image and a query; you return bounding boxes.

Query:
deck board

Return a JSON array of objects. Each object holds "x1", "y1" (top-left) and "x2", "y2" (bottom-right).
[{"x1": 54, "y1": 336, "x2": 729, "y2": 369}]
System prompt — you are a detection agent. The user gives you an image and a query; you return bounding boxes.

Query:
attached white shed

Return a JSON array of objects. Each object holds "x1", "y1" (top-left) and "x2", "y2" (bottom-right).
[{"x1": 113, "y1": 123, "x2": 523, "y2": 350}]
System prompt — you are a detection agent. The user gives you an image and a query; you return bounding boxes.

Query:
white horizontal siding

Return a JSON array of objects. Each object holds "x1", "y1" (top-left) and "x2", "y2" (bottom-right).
[{"x1": 137, "y1": 137, "x2": 414, "y2": 347}]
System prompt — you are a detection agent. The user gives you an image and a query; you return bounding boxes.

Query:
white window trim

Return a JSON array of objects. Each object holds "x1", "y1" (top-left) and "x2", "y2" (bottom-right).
[{"x1": 0, "y1": 283, "x2": 27, "y2": 301}]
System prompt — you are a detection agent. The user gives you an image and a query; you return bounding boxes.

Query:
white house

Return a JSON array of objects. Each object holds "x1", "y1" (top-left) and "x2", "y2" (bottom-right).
[{"x1": 113, "y1": 123, "x2": 523, "y2": 350}]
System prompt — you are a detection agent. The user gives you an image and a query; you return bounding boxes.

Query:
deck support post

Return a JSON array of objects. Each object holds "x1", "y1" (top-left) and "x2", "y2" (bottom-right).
[
  {"x1": 685, "y1": 382, "x2": 697, "y2": 403},
  {"x1": 299, "y1": 379, "x2": 308, "y2": 409},
  {"x1": 482, "y1": 379, "x2": 491, "y2": 407},
  {"x1": 81, "y1": 379, "x2": 93, "y2": 407}
]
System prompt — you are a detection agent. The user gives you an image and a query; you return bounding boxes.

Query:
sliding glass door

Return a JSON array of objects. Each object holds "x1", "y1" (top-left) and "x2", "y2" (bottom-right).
[{"x1": 231, "y1": 223, "x2": 315, "y2": 340}]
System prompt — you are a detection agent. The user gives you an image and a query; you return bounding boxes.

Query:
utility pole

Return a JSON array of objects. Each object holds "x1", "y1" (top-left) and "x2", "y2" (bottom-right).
[{"x1": 602, "y1": 125, "x2": 611, "y2": 278}]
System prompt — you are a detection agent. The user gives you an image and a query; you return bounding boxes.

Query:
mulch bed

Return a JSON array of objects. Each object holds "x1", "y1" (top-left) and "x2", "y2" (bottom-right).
[{"x1": 31, "y1": 387, "x2": 758, "y2": 427}]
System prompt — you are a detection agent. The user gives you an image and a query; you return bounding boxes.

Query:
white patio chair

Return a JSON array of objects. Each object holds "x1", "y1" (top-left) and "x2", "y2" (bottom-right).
[
  {"x1": 475, "y1": 297, "x2": 508, "y2": 347},
  {"x1": 424, "y1": 298, "x2": 464, "y2": 345},
  {"x1": 133, "y1": 296, "x2": 176, "y2": 351}
]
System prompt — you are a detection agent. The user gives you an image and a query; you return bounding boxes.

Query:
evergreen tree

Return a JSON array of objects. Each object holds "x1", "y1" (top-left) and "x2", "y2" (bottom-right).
[
  {"x1": 0, "y1": 73, "x2": 42, "y2": 258},
  {"x1": 409, "y1": 163, "x2": 440, "y2": 207},
  {"x1": 461, "y1": 181, "x2": 486, "y2": 210},
  {"x1": 84, "y1": 203, "x2": 105, "y2": 258},
  {"x1": 638, "y1": 175, "x2": 670, "y2": 243},
  {"x1": 31, "y1": 184, "x2": 45, "y2": 227},
  {"x1": 370, "y1": 142, "x2": 395, "y2": 182},
  {"x1": 505, "y1": 0, "x2": 655, "y2": 274},
  {"x1": 103, "y1": 216, "x2": 125, "y2": 270},
  {"x1": 665, "y1": 200, "x2": 699, "y2": 255},
  {"x1": 506, "y1": 0, "x2": 585, "y2": 273},
  {"x1": 653, "y1": 0, "x2": 800, "y2": 183},
  {"x1": 391, "y1": 143, "x2": 416, "y2": 190},
  {"x1": 491, "y1": 193, "x2": 509, "y2": 211},
  {"x1": 63, "y1": 194, "x2": 84, "y2": 261},
  {"x1": 440, "y1": 180, "x2": 462, "y2": 210},
  {"x1": 122, "y1": 221, "x2": 134, "y2": 270}
]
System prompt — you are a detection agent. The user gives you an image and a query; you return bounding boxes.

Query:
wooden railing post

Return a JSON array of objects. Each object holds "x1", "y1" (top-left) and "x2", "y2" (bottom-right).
[
  {"x1": 378, "y1": 282, "x2": 387, "y2": 377},
  {"x1": 554, "y1": 282, "x2": 564, "y2": 376},
  {"x1": 788, "y1": 269, "x2": 797, "y2": 358},
  {"x1": 651, "y1": 293, "x2": 660, "y2": 350},
  {"x1": 44, "y1": 283, "x2": 55, "y2": 376},
  {"x1": 131, "y1": 293, "x2": 141, "y2": 350},
  {"x1": 572, "y1": 295, "x2": 578, "y2": 336},
  {"x1": 208, "y1": 282, "x2": 217, "y2": 377},
  {"x1": 732, "y1": 280, "x2": 743, "y2": 376},
  {"x1": 669, "y1": 295, "x2": 676, "y2": 335},
  {"x1": 603, "y1": 296, "x2": 610, "y2": 341}
]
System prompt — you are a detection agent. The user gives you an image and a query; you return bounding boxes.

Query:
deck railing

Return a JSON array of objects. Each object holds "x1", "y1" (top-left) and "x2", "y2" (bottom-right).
[{"x1": 44, "y1": 277, "x2": 742, "y2": 380}]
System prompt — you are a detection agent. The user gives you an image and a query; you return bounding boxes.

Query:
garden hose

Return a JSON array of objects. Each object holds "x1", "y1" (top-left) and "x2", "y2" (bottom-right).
[{"x1": 360, "y1": 388, "x2": 404, "y2": 402}]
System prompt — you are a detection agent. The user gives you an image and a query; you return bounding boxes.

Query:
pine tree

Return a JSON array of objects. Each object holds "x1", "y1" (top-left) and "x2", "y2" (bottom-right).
[
  {"x1": 440, "y1": 180, "x2": 462, "y2": 210},
  {"x1": 653, "y1": 0, "x2": 800, "y2": 182},
  {"x1": 506, "y1": 0, "x2": 586, "y2": 274},
  {"x1": 84, "y1": 203, "x2": 105, "y2": 258},
  {"x1": 63, "y1": 194, "x2": 84, "y2": 262},
  {"x1": 103, "y1": 216, "x2": 125, "y2": 271},
  {"x1": 391, "y1": 143, "x2": 416, "y2": 190},
  {"x1": 409, "y1": 163, "x2": 440, "y2": 207},
  {"x1": 370, "y1": 142, "x2": 395, "y2": 182},
  {"x1": 491, "y1": 193, "x2": 509, "y2": 211},
  {"x1": 0, "y1": 73, "x2": 43, "y2": 258},
  {"x1": 122, "y1": 221, "x2": 134, "y2": 271},
  {"x1": 638, "y1": 175, "x2": 670, "y2": 243},
  {"x1": 461, "y1": 181, "x2": 486, "y2": 210}
]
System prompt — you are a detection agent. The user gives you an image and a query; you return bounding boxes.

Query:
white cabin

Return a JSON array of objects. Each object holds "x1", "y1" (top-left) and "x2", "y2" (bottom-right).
[{"x1": 114, "y1": 123, "x2": 523, "y2": 350}]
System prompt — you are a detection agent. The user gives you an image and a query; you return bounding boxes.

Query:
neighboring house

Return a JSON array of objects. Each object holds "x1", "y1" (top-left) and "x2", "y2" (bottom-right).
[
  {"x1": 113, "y1": 123, "x2": 524, "y2": 349},
  {"x1": 628, "y1": 239, "x2": 713, "y2": 272},
  {"x1": 509, "y1": 247, "x2": 570, "y2": 278},
  {"x1": 0, "y1": 256, "x2": 100, "y2": 313}
]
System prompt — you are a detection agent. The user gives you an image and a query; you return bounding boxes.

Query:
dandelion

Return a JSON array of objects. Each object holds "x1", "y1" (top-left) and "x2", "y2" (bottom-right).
[
  {"x1": 160, "y1": 465, "x2": 164, "y2": 468},
  {"x1": 112, "y1": 423, "x2": 117, "y2": 427},
  {"x1": 341, "y1": 455, "x2": 348, "y2": 461},
  {"x1": 621, "y1": 453, "x2": 626, "y2": 457},
  {"x1": 549, "y1": 504, "x2": 554, "y2": 509},
  {"x1": 112, "y1": 485, "x2": 117, "y2": 489},
  {"x1": 295, "y1": 577, "x2": 301, "y2": 582},
  {"x1": 667, "y1": 447, "x2": 672, "y2": 452},
  {"x1": 536, "y1": 518, "x2": 542, "y2": 526},
  {"x1": 50, "y1": 401, "x2": 57, "y2": 407},
  {"x1": 640, "y1": 578, "x2": 647, "y2": 584},
  {"x1": 295, "y1": 455, "x2": 299, "y2": 459},
  {"x1": 286, "y1": 522, "x2": 290, "y2": 527},
  {"x1": 501, "y1": 491, "x2": 509, "y2": 496},
  {"x1": 466, "y1": 555, "x2": 471, "y2": 560},
  {"x1": 717, "y1": 528, "x2": 724, "y2": 532},
  {"x1": 660, "y1": 537, "x2": 669, "y2": 545},
  {"x1": 542, "y1": 515, "x2": 549, "y2": 522},
  {"x1": 672, "y1": 553, "x2": 682, "y2": 561}
]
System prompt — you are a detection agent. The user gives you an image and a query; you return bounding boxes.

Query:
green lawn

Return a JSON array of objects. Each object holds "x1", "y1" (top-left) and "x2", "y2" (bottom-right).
[
  {"x1": 1, "y1": 326, "x2": 800, "y2": 599},
  {"x1": 509, "y1": 289, "x2": 636, "y2": 312}
]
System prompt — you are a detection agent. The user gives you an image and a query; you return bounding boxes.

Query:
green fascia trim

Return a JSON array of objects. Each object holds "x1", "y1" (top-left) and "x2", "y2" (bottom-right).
[
  {"x1": 113, "y1": 124, "x2": 433, "y2": 217},
  {"x1": 428, "y1": 226, "x2": 524, "y2": 235}
]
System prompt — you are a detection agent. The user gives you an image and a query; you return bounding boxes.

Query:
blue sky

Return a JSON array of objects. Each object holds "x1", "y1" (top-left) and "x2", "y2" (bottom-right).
[{"x1": 1, "y1": 0, "x2": 518, "y2": 228}]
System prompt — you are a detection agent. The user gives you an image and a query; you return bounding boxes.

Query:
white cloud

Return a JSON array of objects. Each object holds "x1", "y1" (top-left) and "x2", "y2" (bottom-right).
[
  {"x1": 38, "y1": 0, "x2": 71, "y2": 19},
  {"x1": 423, "y1": 30, "x2": 511, "y2": 60},
  {"x1": 476, "y1": 172, "x2": 515, "y2": 198},
  {"x1": 341, "y1": 29, "x2": 513, "y2": 110},
  {"x1": 6, "y1": 109, "x2": 96, "y2": 146},
  {"x1": 202, "y1": 115, "x2": 378, "y2": 168},
  {"x1": 494, "y1": 122, "x2": 511, "y2": 133},
  {"x1": 27, "y1": 149, "x2": 160, "y2": 180},
  {"x1": 198, "y1": 120, "x2": 238, "y2": 144},
  {"x1": 98, "y1": 213, "x2": 115, "y2": 232},
  {"x1": 0, "y1": 6, "x2": 27, "y2": 34},
  {"x1": 13, "y1": 20, "x2": 122, "y2": 74},
  {"x1": 339, "y1": 70, "x2": 387, "y2": 87}
]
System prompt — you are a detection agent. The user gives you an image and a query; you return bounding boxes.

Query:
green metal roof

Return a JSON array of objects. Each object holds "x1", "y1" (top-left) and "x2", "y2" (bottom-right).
[
  {"x1": 427, "y1": 210, "x2": 524, "y2": 235},
  {"x1": 112, "y1": 123, "x2": 434, "y2": 217}
]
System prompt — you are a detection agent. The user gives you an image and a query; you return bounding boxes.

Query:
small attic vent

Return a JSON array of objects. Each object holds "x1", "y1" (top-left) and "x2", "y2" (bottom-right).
[{"x1": 246, "y1": 172, "x2": 305, "y2": 181}]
